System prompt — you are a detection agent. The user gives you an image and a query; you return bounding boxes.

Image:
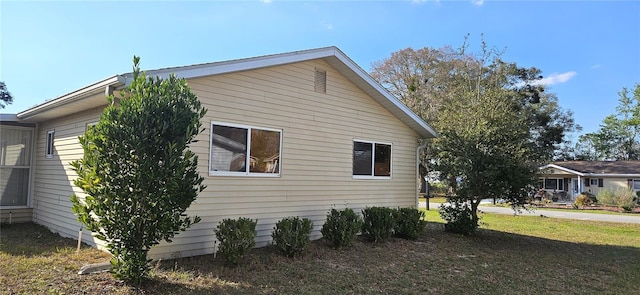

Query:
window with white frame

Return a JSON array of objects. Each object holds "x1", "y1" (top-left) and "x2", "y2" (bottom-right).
[
  {"x1": 209, "y1": 122, "x2": 281, "y2": 176},
  {"x1": 46, "y1": 130, "x2": 54, "y2": 158},
  {"x1": 633, "y1": 179, "x2": 640, "y2": 190},
  {"x1": 353, "y1": 140, "x2": 391, "y2": 178},
  {"x1": 590, "y1": 178, "x2": 599, "y2": 186},
  {"x1": 542, "y1": 178, "x2": 564, "y2": 190}
]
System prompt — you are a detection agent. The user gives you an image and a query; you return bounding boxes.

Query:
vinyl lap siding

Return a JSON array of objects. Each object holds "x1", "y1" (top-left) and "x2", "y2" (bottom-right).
[
  {"x1": 148, "y1": 60, "x2": 420, "y2": 258},
  {"x1": 32, "y1": 107, "x2": 104, "y2": 248},
  {"x1": 28, "y1": 60, "x2": 422, "y2": 260},
  {"x1": 0, "y1": 208, "x2": 33, "y2": 223}
]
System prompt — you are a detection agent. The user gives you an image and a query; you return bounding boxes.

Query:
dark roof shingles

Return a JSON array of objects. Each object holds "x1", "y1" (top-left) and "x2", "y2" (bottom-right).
[{"x1": 551, "y1": 161, "x2": 640, "y2": 175}]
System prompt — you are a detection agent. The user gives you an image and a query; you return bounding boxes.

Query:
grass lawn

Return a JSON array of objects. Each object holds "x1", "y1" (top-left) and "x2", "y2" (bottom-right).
[{"x1": 2, "y1": 214, "x2": 639, "y2": 295}]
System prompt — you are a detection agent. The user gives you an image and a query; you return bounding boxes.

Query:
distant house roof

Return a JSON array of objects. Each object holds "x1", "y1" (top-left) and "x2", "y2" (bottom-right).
[
  {"x1": 14, "y1": 46, "x2": 438, "y2": 139},
  {"x1": 540, "y1": 161, "x2": 640, "y2": 177}
]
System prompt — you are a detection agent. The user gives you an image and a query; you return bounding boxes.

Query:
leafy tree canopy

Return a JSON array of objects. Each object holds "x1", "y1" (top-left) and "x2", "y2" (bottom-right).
[
  {"x1": 0, "y1": 81, "x2": 14, "y2": 109},
  {"x1": 572, "y1": 84, "x2": 640, "y2": 160},
  {"x1": 370, "y1": 36, "x2": 578, "y2": 231}
]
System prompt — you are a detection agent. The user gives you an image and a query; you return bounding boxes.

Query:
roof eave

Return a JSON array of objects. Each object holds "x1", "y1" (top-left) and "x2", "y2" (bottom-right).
[
  {"x1": 585, "y1": 173, "x2": 640, "y2": 178},
  {"x1": 539, "y1": 164, "x2": 585, "y2": 176},
  {"x1": 14, "y1": 47, "x2": 438, "y2": 138},
  {"x1": 16, "y1": 75, "x2": 125, "y2": 122}
]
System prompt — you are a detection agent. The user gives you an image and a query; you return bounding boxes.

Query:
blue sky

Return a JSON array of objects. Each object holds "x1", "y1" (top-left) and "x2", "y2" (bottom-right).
[{"x1": 1, "y1": 1, "x2": 639, "y2": 137}]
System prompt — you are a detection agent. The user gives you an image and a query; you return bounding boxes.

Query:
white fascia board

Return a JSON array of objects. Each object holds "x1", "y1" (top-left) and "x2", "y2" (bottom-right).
[
  {"x1": 585, "y1": 174, "x2": 640, "y2": 178},
  {"x1": 17, "y1": 75, "x2": 125, "y2": 121},
  {"x1": 138, "y1": 47, "x2": 339, "y2": 81},
  {"x1": 539, "y1": 164, "x2": 640, "y2": 178},
  {"x1": 539, "y1": 164, "x2": 585, "y2": 176}
]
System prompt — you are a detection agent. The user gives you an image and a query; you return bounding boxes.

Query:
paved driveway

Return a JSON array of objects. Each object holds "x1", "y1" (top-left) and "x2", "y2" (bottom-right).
[{"x1": 420, "y1": 201, "x2": 640, "y2": 224}]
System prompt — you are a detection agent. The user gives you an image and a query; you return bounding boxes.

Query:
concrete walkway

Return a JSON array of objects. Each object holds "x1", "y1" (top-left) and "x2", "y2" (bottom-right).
[{"x1": 420, "y1": 201, "x2": 640, "y2": 224}]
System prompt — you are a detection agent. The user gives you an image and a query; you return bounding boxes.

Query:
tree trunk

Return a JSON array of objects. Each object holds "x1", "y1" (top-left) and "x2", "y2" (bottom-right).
[{"x1": 471, "y1": 199, "x2": 480, "y2": 228}]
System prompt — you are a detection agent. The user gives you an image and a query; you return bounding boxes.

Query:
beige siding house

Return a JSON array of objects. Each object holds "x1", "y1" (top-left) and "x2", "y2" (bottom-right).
[
  {"x1": 0, "y1": 47, "x2": 437, "y2": 259},
  {"x1": 539, "y1": 161, "x2": 640, "y2": 201}
]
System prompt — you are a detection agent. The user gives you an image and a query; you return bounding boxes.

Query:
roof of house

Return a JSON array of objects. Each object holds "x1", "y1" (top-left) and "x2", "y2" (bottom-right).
[
  {"x1": 14, "y1": 46, "x2": 438, "y2": 138},
  {"x1": 541, "y1": 161, "x2": 640, "y2": 177}
]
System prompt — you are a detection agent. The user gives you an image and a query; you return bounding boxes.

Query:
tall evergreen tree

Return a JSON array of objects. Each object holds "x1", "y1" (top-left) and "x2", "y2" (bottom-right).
[{"x1": 71, "y1": 56, "x2": 207, "y2": 284}]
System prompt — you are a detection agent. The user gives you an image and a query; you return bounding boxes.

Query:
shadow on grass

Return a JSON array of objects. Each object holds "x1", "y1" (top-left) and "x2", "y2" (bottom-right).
[
  {"x1": 2, "y1": 221, "x2": 639, "y2": 294},
  {"x1": 0, "y1": 222, "x2": 96, "y2": 257}
]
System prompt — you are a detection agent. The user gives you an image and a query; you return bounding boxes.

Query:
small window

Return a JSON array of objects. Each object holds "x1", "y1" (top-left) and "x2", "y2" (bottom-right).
[
  {"x1": 590, "y1": 179, "x2": 599, "y2": 186},
  {"x1": 210, "y1": 122, "x2": 281, "y2": 176},
  {"x1": 46, "y1": 130, "x2": 54, "y2": 158},
  {"x1": 353, "y1": 140, "x2": 391, "y2": 178},
  {"x1": 633, "y1": 180, "x2": 640, "y2": 190}
]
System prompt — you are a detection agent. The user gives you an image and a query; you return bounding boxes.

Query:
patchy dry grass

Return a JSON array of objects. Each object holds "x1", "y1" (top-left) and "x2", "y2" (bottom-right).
[{"x1": 2, "y1": 215, "x2": 639, "y2": 295}]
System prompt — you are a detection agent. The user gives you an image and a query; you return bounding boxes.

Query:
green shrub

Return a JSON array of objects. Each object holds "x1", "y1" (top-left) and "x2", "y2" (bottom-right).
[
  {"x1": 598, "y1": 188, "x2": 636, "y2": 209},
  {"x1": 272, "y1": 217, "x2": 313, "y2": 258},
  {"x1": 574, "y1": 193, "x2": 595, "y2": 208},
  {"x1": 321, "y1": 208, "x2": 362, "y2": 248},
  {"x1": 214, "y1": 217, "x2": 257, "y2": 265},
  {"x1": 597, "y1": 188, "x2": 616, "y2": 206},
  {"x1": 439, "y1": 200, "x2": 476, "y2": 235},
  {"x1": 361, "y1": 207, "x2": 396, "y2": 243},
  {"x1": 613, "y1": 188, "x2": 636, "y2": 209},
  {"x1": 393, "y1": 208, "x2": 426, "y2": 240},
  {"x1": 636, "y1": 191, "x2": 640, "y2": 204}
]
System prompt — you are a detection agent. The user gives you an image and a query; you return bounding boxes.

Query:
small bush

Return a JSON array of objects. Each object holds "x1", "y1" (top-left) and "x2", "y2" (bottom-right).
[
  {"x1": 597, "y1": 188, "x2": 616, "y2": 206},
  {"x1": 439, "y1": 200, "x2": 476, "y2": 235},
  {"x1": 214, "y1": 217, "x2": 257, "y2": 265},
  {"x1": 361, "y1": 207, "x2": 396, "y2": 243},
  {"x1": 321, "y1": 208, "x2": 362, "y2": 248},
  {"x1": 574, "y1": 194, "x2": 595, "y2": 208},
  {"x1": 394, "y1": 208, "x2": 426, "y2": 240},
  {"x1": 598, "y1": 188, "x2": 636, "y2": 209},
  {"x1": 272, "y1": 217, "x2": 313, "y2": 258},
  {"x1": 613, "y1": 188, "x2": 636, "y2": 209},
  {"x1": 582, "y1": 192, "x2": 597, "y2": 204}
]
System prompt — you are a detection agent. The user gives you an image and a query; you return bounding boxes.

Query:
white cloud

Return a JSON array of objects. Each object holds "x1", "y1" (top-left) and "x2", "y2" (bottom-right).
[
  {"x1": 531, "y1": 71, "x2": 577, "y2": 86},
  {"x1": 591, "y1": 64, "x2": 601, "y2": 69},
  {"x1": 260, "y1": 0, "x2": 272, "y2": 3},
  {"x1": 321, "y1": 21, "x2": 333, "y2": 30},
  {"x1": 471, "y1": 0, "x2": 484, "y2": 6}
]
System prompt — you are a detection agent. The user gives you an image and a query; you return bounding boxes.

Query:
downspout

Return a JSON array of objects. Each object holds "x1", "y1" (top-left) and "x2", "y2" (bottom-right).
[{"x1": 416, "y1": 139, "x2": 429, "y2": 209}]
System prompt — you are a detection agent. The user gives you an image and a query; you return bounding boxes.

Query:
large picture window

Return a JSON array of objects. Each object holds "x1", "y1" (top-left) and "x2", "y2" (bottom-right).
[
  {"x1": 210, "y1": 122, "x2": 281, "y2": 176},
  {"x1": 540, "y1": 178, "x2": 564, "y2": 191},
  {"x1": 353, "y1": 140, "x2": 391, "y2": 178}
]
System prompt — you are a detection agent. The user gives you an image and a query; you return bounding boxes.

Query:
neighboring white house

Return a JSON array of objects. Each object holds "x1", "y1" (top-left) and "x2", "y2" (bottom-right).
[
  {"x1": 538, "y1": 161, "x2": 640, "y2": 201},
  {"x1": 0, "y1": 46, "x2": 438, "y2": 259}
]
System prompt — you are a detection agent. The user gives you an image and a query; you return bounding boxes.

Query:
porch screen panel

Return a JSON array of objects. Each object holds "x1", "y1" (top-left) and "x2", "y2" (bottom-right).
[
  {"x1": 0, "y1": 127, "x2": 32, "y2": 206},
  {"x1": 0, "y1": 168, "x2": 29, "y2": 206}
]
